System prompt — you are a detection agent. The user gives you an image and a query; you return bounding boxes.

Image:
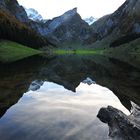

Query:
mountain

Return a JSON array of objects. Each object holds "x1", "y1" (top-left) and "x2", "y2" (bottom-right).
[
  {"x1": 29, "y1": 8, "x2": 98, "y2": 45},
  {"x1": 0, "y1": 1, "x2": 98, "y2": 46},
  {"x1": 0, "y1": 0, "x2": 29, "y2": 23},
  {"x1": 84, "y1": 16, "x2": 97, "y2": 25},
  {"x1": 0, "y1": 0, "x2": 52, "y2": 48},
  {"x1": 25, "y1": 8, "x2": 43, "y2": 22},
  {"x1": 91, "y1": 0, "x2": 140, "y2": 48}
]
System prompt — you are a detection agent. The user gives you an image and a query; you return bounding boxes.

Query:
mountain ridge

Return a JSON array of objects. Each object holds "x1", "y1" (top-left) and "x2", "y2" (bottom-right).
[
  {"x1": 27, "y1": 7, "x2": 98, "y2": 45},
  {"x1": 91, "y1": 0, "x2": 140, "y2": 47}
]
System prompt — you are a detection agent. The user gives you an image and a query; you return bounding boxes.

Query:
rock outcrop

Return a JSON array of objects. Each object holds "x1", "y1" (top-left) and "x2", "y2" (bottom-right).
[{"x1": 97, "y1": 105, "x2": 140, "y2": 140}]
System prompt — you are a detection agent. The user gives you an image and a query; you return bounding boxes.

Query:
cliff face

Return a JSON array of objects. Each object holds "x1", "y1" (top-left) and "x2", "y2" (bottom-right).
[
  {"x1": 91, "y1": 0, "x2": 140, "y2": 47},
  {"x1": 0, "y1": 0, "x2": 29, "y2": 22}
]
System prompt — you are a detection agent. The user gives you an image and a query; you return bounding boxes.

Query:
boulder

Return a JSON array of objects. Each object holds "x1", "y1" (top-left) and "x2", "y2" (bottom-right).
[{"x1": 97, "y1": 105, "x2": 140, "y2": 140}]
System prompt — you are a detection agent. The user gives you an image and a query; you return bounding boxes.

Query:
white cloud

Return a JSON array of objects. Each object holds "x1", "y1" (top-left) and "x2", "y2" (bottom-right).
[{"x1": 17, "y1": 0, "x2": 125, "y2": 19}]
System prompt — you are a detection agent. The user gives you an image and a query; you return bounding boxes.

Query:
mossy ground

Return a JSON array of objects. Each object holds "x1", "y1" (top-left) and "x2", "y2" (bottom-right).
[{"x1": 0, "y1": 40, "x2": 42, "y2": 63}]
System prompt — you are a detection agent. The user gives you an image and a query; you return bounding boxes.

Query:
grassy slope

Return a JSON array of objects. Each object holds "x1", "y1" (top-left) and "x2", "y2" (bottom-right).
[
  {"x1": 52, "y1": 43, "x2": 104, "y2": 55},
  {"x1": 0, "y1": 40, "x2": 41, "y2": 62}
]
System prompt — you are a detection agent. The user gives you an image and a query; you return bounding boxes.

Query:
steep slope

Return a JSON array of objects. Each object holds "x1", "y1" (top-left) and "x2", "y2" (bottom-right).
[
  {"x1": 91, "y1": 0, "x2": 140, "y2": 48},
  {"x1": 0, "y1": 8, "x2": 49, "y2": 48},
  {"x1": 0, "y1": 0, "x2": 52, "y2": 48},
  {"x1": 0, "y1": 0, "x2": 29, "y2": 22}
]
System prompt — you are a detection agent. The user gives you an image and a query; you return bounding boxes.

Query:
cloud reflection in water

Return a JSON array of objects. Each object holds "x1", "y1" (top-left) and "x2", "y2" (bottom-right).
[{"x1": 0, "y1": 81, "x2": 129, "y2": 140}]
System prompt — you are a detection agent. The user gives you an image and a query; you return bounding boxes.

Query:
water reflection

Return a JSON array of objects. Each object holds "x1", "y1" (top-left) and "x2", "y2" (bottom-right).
[
  {"x1": 0, "y1": 55, "x2": 140, "y2": 139},
  {"x1": 0, "y1": 81, "x2": 129, "y2": 140}
]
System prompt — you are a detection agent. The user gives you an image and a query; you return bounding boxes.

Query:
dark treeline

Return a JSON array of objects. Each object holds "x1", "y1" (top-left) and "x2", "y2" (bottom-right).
[
  {"x1": 0, "y1": 9, "x2": 51, "y2": 48},
  {"x1": 110, "y1": 33, "x2": 140, "y2": 47}
]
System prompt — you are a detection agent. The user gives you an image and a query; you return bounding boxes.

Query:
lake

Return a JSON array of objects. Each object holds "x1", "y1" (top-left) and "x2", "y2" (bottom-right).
[{"x1": 0, "y1": 55, "x2": 140, "y2": 140}]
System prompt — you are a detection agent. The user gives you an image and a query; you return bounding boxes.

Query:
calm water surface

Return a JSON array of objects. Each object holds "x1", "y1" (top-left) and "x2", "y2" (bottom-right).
[{"x1": 0, "y1": 55, "x2": 140, "y2": 140}]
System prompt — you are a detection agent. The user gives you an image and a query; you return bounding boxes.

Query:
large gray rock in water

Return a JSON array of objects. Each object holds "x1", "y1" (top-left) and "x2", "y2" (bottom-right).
[{"x1": 97, "y1": 105, "x2": 140, "y2": 140}]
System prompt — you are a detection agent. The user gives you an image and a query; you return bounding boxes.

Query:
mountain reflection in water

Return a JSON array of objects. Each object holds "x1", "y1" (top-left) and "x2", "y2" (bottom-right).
[{"x1": 0, "y1": 55, "x2": 140, "y2": 140}]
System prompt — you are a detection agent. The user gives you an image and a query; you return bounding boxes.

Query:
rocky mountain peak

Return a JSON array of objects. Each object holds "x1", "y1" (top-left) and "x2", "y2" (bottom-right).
[
  {"x1": 28, "y1": 7, "x2": 97, "y2": 45},
  {"x1": 25, "y1": 8, "x2": 43, "y2": 21},
  {"x1": 47, "y1": 8, "x2": 79, "y2": 31},
  {"x1": 84, "y1": 16, "x2": 97, "y2": 25},
  {"x1": 63, "y1": 7, "x2": 77, "y2": 18}
]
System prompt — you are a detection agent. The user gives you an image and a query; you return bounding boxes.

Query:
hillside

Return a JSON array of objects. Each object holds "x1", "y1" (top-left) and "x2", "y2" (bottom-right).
[
  {"x1": 0, "y1": 40, "x2": 41, "y2": 63},
  {"x1": 0, "y1": 8, "x2": 50, "y2": 48}
]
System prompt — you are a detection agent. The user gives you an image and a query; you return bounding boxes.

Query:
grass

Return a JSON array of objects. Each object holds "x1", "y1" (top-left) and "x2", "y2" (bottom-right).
[
  {"x1": 0, "y1": 40, "x2": 42, "y2": 63},
  {"x1": 53, "y1": 44, "x2": 104, "y2": 55},
  {"x1": 53, "y1": 49, "x2": 104, "y2": 55}
]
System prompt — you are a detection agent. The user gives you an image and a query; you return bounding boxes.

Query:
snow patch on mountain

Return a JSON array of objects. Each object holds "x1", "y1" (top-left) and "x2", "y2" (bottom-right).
[
  {"x1": 24, "y1": 8, "x2": 43, "y2": 21},
  {"x1": 84, "y1": 16, "x2": 97, "y2": 25}
]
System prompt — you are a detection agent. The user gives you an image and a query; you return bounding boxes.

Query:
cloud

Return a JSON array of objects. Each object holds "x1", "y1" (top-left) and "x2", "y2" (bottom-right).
[{"x1": 18, "y1": 0, "x2": 125, "y2": 19}]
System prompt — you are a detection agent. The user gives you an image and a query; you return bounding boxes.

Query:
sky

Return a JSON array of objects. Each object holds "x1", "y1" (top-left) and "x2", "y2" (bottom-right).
[{"x1": 17, "y1": 0, "x2": 125, "y2": 19}]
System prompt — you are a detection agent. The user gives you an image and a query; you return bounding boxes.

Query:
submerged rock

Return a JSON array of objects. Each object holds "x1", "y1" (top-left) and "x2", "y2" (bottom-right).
[{"x1": 97, "y1": 105, "x2": 140, "y2": 140}]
